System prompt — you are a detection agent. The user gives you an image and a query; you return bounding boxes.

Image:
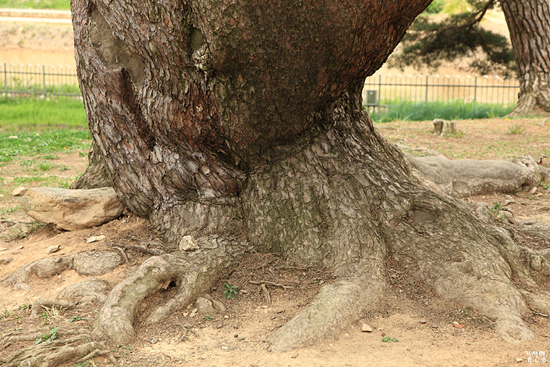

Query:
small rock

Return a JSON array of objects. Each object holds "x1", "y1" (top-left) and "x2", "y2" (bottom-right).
[
  {"x1": 0, "y1": 257, "x2": 14, "y2": 265},
  {"x1": 516, "y1": 358, "x2": 523, "y2": 362},
  {"x1": 419, "y1": 319, "x2": 427, "y2": 324},
  {"x1": 189, "y1": 308, "x2": 198, "y2": 318},
  {"x1": 238, "y1": 336, "x2": 245, "y2": 341},
  {"x1": 46, "y1": 244, "x2": 61, "y2": 254},
  {"x1": 0, "y1": 247, "x2": 8, "y2": 253},
  {"x1": 453, "y1": 324, "x2": 465, "y2": 328},
  {"x1": 196, "y1": 297, "x2": 216, "y2": 315},
  {"x1": 150, "y1": 338, "x2": 158, "y2": 344},
  {"x1": 179, "y1": 235, "x2": 199, "y2": 251},
  {"x1": 8, "y1": 136, "x2": 18, "y2": 139},
  {"x1": 361, "y1": 323, "x2": 373, "y2": 332},
  {"x1": 15, "y1": 246, "x2": 23, "y2": 250},
  {"x1": 86, "y1": 235, "x2": 106, "y2": 244},
  {"x1": 11, "y1": 186, "x2": 28, "y2": 196}
]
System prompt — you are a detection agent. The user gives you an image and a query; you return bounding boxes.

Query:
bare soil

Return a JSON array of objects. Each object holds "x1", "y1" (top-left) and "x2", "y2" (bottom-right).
[{"x1": 1, "y1": 117, "x2": 550, "y2": 367}]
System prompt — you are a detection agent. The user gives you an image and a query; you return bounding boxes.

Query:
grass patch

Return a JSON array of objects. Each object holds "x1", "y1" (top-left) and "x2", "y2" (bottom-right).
[
  {"x1": 0, "y1": 0, "x2": 70, "y2": 9},
  {"x1": 507, "y1": 123, "x2": 525, "y2": 135},
  {"x1": 0, "y1": 129, "x2": 91, "y2": 164},
  {"x1": 369, "y1": 100, "x2": 514, "y2": 122},
  {"x1": 0, "y1": 98, "x2": 87, "y2": 130}
]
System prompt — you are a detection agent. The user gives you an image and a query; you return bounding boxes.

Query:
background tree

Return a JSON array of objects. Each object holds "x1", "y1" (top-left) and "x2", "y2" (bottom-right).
[
  {"x1": 390, "y1": 0, "x2": 550, "y2": 116},
  {"x1": 69, "y1": 0, "x2": 550, "y2": 352}
]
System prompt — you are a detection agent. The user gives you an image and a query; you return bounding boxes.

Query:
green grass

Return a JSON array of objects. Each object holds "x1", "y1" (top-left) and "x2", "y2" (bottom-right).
[
  {"x1": 0, "y1": 129, "x2": 91, "y2": 165},
  {"x1": 0, "y1": 98, "x2": 87, "y2": 129},
  {"x1": 0, "y1": 0, "x2": 70, "y2": 9},
  {"x1": 369, "y1": 100, "x2": 515, "y2": 123}
]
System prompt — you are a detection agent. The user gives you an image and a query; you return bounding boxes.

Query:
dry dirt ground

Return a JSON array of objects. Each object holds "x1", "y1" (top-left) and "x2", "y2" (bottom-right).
[{"x1": 1, "y1": 118, "x2": 550, "y2": 367}]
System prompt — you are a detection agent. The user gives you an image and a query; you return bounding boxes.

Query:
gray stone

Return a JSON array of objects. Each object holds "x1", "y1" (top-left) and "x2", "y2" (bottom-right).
[
  {"x1": 1, "y1": 256, "x2": 73, "y2": 286},
  {"x1": 20, "y1": 187, "x2": 125, "y2": 231},
  {"x1": 203, "y1": 294, "x2": 226, "y2": 312},
  {"x1": 86, "y1": 235, "x2": 106, "y2": 243},
  {"x1": 46, "y1": 244, "x2": 61, "y2": 254},
  {"x1": 57, "y1": 277, "x2": 110, "y2": 303},
  {"x1": 72, "y1": 251, "x2": 122, "y2": 276},
  {"x1": 179, "y1": 235, "x2": 199, "y2": 251},
  {"x1": 361, "y1": 323, "x2": 373, "y2": 332},
  {"x1": 196, "y1": 297, "x2": 217, "y2": 315},
  {"x1": 11, "y1": 186, "x2": 28, "y2": 196}
]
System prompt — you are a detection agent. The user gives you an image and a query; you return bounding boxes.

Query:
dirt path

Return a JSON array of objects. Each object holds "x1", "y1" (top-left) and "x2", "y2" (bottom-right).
[{"x1": 1, "y1": 117, "x2": 550, "y2": 366}]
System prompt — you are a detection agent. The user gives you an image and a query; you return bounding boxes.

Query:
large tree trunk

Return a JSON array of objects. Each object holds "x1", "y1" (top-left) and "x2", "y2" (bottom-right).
[
  {"x1": 71, "y1": 0, "x2": 550, "y2": 351},
  {"x1": 500, "y1": 0, "x2": 550, "y2": 116}
]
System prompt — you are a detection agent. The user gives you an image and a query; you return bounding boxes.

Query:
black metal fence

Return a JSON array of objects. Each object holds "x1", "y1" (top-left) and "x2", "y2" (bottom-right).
[
  {"x1": 1, "y1": 63, "x2": 521, "y2": 108},
  {"x1": 1, "y1": 63, "x2": 80, "y2": 99},
  {"x1": 362, "y1": 73, "x2": 520, "y2": 112}
]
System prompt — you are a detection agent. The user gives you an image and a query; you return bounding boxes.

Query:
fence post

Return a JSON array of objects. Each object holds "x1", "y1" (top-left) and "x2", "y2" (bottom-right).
[
  {"x1": 425, "y1": 73, "x2": 429, "y2": 103},
  {"x1": 378, "y1": 73, "x2": 382, "y2": 114},
  {"x1": 473, "y1": 75, "x2": 477, "y2": 104},
  {"x1": 3, "y1": 63, "x2": 6, "y2": 97},
  {"x1": 42, "y1": 64, "x2": 47, "y2": 98}
]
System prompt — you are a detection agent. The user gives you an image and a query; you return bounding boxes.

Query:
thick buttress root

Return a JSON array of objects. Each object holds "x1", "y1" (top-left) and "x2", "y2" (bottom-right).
[
  {"x1": 92, "y1": 236, "x2": 248, "y2": 344},
  {"x1": 269, "y1": 260, "x2": 387, "y2": 352},
  {"x1": 390, "y1": 189, "x2": 550, "y2": 343}
]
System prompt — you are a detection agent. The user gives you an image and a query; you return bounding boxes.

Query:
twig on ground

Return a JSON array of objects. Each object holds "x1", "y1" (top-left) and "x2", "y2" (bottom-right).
[
  {"x1": 30, "y1": 299, "x2": 76, "y2": 317},
  {"x1": 249, "y1": 280, "x2": 292, "y2": 291},
  {"x1": 109, "y1": 242, "x2": 165, "y2": 256},
  {"x1": 112, "y1": 246, "x2": 130, "y2": 263},
  {"x1": 176, "y1": 323, "x2": 198, "y2": 343},
  {"x1": 261, "y1": 283, "x2": 271, "y2": 305}
]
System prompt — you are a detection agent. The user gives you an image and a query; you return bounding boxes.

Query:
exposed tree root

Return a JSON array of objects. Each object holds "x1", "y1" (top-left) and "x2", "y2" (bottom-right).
[
  {"x1": 0, "y1": 334, "x2": 113, "y2": 367},
  {"x1": 269, "y1": 260, "x2": 387, "y2": 352},
  {"x1": 2, "y1": 328, "x2": 88, "y2": 344},
  {"x1": 92, "y1": 236, "x2": 249, "y2": 344}
]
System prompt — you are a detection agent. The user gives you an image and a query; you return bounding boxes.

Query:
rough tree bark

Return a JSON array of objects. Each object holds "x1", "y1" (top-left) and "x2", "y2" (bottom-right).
[
  {"x1": 501, "y1": 0, "x2": 550, "y2": 116},
  {"x1": 70, "y1": 0, "x2": 550, "y2": 351}
]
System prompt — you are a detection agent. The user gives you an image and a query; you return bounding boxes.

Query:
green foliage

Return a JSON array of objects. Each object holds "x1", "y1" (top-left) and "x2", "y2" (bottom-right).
[
  {"x1": 390, "y1": 0, "x2": 515, "y2": 75},
  {"x1": 423, "y1": 0, "x2": 445, "y2": 14},
  {"x1": 0, "y1": 0, "x2": 70, "y2": 10},
  {"x1": 223, "y1": 283, "x2": 238, "y2": 299},
  {"x1": 0, "y1": 309, "x2": 9, "y2": 319},
  {"x1": 35, "y1": 326, "x2": 59, "y2": 344},
  {"x1": 0, "y1": 98, "x2": 87, "y2": 129},
  {"x1": 369, "y1": 100, "x2": 513, "y2": 122},
  {"x1": 507, "y1": 123, "x2": 525, "y2": 135},
  {"x1": 68, "y1": 316, "x2": 87, "y2": 322},
  {"x1": 382, "y1": 336, "x2": 399, "y2": 342},
  {"x1": 0, "y1": 129, "x2": 91, "y2": 164},
  {"x1": 489, "y1": 201, "x2": 501, "y2": 213}
]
